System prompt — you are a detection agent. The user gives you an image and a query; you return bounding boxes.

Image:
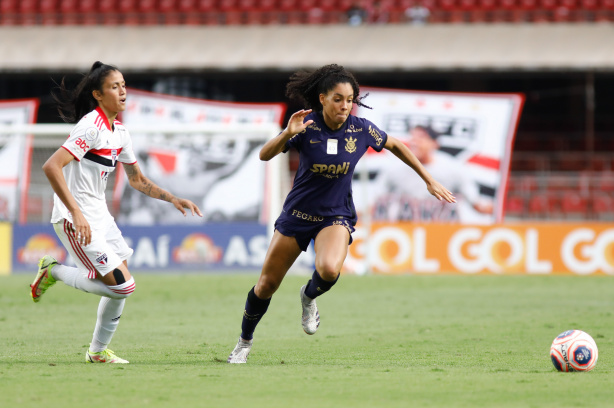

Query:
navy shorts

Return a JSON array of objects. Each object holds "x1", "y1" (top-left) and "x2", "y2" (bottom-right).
[{"x1": 274, "y1": 210, "x2": 356, "y2": 252}]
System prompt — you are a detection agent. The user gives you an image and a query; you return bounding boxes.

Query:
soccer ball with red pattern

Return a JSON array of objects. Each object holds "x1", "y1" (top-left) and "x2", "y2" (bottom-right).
[{"x1": 550, "y1": 330, "x2": 598, "y2": 372}]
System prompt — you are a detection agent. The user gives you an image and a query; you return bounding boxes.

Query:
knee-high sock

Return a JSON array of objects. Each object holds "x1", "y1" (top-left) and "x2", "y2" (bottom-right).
[
  {"x1": 240, "y1": 286, "x2": 271, "y2": 341},
  {"x1": 304, "y1": 270, "x2": 339, "y2": 299},
  {"x1": 51, "y1": 264, "x2": 133, "y2": 299},
  {"x1": 89, "y1": 297, "x2": 126, "y2": 352}
]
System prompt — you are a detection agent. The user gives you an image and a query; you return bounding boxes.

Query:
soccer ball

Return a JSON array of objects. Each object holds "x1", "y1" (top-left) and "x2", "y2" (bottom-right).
[{"x1": 550, "y1": 330, "x2": 598, "y2": 372}]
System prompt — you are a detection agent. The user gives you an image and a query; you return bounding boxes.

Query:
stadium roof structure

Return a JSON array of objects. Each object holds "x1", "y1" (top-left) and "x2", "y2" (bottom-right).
[{"x1": 1, "y1": 24, "x2": 613, "y2": 72}]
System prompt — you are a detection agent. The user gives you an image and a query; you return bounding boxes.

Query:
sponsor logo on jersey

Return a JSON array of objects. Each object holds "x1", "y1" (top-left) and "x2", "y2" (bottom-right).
[
  {"x1": 345, "y1": 136, "x2": 357, "y2": 153},
  {"x1": 310, "y1": 139, "x2": 321, "y2": 144},
  {"x1": 96, "y1": 252, "x2": 108, "y2": 265},
  {"x1": 345, "y1": 125, "x2": 362, "y2": 133},
  {"x1": 291, "y1": 209, "x2": 325, "y2": 222},
  {"x1": 368, "y1": 125, "x2": 383, "y2": 146},
  {"x1": 310, "y1": 162, "x2": 350, "y2": 177}
]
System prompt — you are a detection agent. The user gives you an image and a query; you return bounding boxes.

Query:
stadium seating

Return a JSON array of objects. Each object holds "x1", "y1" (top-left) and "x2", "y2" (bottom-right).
[{"x1": 0, "y1": 0, "x2": 612, "y2": 25}]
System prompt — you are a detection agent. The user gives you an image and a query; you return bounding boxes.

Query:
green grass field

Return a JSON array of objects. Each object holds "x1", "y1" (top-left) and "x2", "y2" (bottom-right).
[{"x1": 1, "y1": 273, "x2": 612, "y2": 408}]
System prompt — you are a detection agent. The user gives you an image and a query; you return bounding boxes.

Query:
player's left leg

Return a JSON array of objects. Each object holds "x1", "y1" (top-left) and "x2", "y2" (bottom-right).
[
  {"x1": 300, "y1": 224, "x2": 350, "y2": 334},
  {"x1": 86, "y1": 261, "x2": 134, "y2": 364}
]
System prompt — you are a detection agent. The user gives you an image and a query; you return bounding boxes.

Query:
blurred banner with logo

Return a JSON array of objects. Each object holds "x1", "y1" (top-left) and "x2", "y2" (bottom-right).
[
  {"x1": 346, "y1": 223, "x2": 614, "y2": 275},
  {"x1": 0, "y1": 99, "x2": 39, "y2": 223},
  {"x1": 354, "y1": 88, "x2": 524, "y2": 224},
  {"x1": 12, "y1": 224, "x2": 268, "y2": 272},
  {"x1": 116, "y1": 89, "x2": 285, "y2": 225},
  {"x1": 12, "y1": 223, "x2": 614, "y2": 275}
]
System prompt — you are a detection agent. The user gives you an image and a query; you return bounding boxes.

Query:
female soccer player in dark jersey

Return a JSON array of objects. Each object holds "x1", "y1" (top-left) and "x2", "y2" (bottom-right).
[{"x1": 228, "y1": 64, "x2": 456, "y2": 363}]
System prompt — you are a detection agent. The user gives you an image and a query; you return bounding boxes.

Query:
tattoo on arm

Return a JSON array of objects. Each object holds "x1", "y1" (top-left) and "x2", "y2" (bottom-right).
[{"x1": 125, "y1": 164, "x2": 174, "y2": 202}]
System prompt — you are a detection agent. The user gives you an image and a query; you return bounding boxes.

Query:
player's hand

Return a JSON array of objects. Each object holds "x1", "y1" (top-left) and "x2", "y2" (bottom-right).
[
  {"x1": 72, "y1": 210, "x2": 92, "y2": 246},
  {"x1": 286, "y1": 109, "x2": 313, "y2": 136},
  {"x1": 427, "y1": 181, "x2": 457, "y2": 204},
  {"x1": 172, "y1": 198, "x2": 203, "y2": 217}
]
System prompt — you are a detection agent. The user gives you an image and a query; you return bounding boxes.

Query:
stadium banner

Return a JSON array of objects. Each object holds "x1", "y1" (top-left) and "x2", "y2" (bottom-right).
[
  {"x1": 354, "y1": 88, "x2": 524, "y2": 224},
  {"x1": 116, "y1": 89, "x2": 285, "y2": 225},
  {"x1": 0, "y1": 99, "x2": 39, "y2": 223},
  {"x1": 11, "y1": 223, "x2": 268, "y2": 272},
  {"x1": 0, "y1": 222, "x2": 11, "y2": 275},
  {"x1": 346, "y1": 223, "x2": 614, "y2": 276}
]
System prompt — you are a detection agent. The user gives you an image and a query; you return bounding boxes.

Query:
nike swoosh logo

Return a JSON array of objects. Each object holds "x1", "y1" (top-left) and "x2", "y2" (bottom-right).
[{"x1": 310, "y1": 140, "x2": 321, "y2": 144}]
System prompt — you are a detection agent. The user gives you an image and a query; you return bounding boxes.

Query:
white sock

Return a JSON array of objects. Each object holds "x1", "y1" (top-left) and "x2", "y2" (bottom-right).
[
  {"x1": 89, "y1": 297, "x2": 126, "y2": 352},
  {"x1": 51, "y1": 264, "x2": 134, "y2": 299}
]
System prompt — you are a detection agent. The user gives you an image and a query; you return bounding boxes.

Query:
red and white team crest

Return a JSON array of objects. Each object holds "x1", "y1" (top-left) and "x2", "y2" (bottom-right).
[
  {"x1": 111, "y1": 149, "x2": 118, "y2": 166},
  {"x1": 96, "y1": 252, "x2": 108, "y2": 265}
]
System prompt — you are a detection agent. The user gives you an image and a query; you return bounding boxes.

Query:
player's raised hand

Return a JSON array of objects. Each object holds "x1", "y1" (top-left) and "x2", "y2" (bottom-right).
[
  {"x1": 427, "y1": 181, "x2": 457, "y2": 204},
  {"x1": 286, "y1": 109, "x2": 313, "y2": 135},
  {"x1": 171, "y1": 197, "x2": 203, "y2": 217}
]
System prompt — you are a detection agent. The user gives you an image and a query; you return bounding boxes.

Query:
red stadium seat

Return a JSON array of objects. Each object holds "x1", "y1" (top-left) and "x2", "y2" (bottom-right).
[
  {"x1": 438, "y1": 0, "x2": 457, "y2": 9},
  {"x1": 591, "y1": 192, "x2": 614, "y2": 220},
  {"x1": 477, "y1": 0, "x2": 496, "y2": 10},
  {"x1": 319, "y1": 0, "x2": 338, "y2": 11},
  {"x1": 79, "y1": 0, "x2": 100, "y2": 25},
  {"x1": 18, "y1": 0, "x2": 38, "y2": 24},
  {"x1": 518, "y1": 0, "x2": 538, "y2": 8},
  {"x1": 538, "y1": 0, "x2": 557, "y2": 8},
  {"x1": 238, "y1": 0, "x2": 257, "y2": 9},
  {"x1": 499, "y1": 0, "x2": 518, "y2": 9},
  {"x1": 458, "y1": 0, "x2": 478, "y2": 9},
  {"x1": 196, "y1": 0, "x2": 217, "y2": 10},
  {"x1": 528, "y1": 193, "x2": 558, "y2": 216},
  {"x1": 504, "y1": 195, "x2": 526, "y2": 214},
  {"x1": 561, "y1": 192, "x2": 589, "y2": 218},
  {"x1": 297, "y1": 0, "x2": 318, "y2": 10},
  {"x1": 258, "y1": 0, "x2": 278, "y2": 10},
  {"x1": 278, "y1": 0, "x2": 296, "y2": 9},
  {"x1": 160, "y1": 0, "x2": 182, "y2": 24},
  {"x1": 138, "y1": 0, "x2": 159, "y2": 25},
  {"x1": 218, "y1": 0, "x2": 238, "y2": 10},
  {"x1": 39, "y1": 0, "x2": 60, "y2": 25},
  {"x1": 99, "y1": 0, "x2": 120, "y2": 24},
  {"x1": 58, "y1": 0, "x2": 79, "y2": 24}
]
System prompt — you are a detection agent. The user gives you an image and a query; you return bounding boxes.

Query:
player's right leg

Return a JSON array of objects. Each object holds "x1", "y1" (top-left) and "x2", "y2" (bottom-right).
[{"x1": 228, "y1": 230, "x2": 301, "y2": 364}]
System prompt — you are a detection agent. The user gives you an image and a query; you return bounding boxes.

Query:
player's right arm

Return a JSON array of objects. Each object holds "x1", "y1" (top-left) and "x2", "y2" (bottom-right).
[
  {"x1": 259, "y1": 109, "x2": 313, "y2": 161},
  {"x1": 42, "y1": 148, "x2": 91, "y2": 246}
]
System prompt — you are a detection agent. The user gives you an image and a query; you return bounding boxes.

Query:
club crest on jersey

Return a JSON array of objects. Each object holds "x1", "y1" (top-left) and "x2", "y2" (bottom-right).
[
  {"x1": 111, "y1": 149, "x2": 117, "y2": 166},
  {"x1": 345, "y1": 136, "x2": 357, "y2": 153},
  {"x1": 96, "y1": 252, "x2": 108, "y2": 265}
]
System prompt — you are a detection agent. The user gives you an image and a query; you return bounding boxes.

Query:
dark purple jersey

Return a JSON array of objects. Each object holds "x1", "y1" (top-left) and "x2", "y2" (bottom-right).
[{"x1": 282, "y1": 111, "x2": 388, "y2": 223}]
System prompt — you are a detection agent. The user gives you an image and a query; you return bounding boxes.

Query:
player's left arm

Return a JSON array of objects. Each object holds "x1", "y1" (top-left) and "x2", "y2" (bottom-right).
[
  {"x1": 384, "y1": 136, "x2": 456, "y2": 204},
  {"x1": 122, "y1": 162, "x2": 203, "y2": 217}
]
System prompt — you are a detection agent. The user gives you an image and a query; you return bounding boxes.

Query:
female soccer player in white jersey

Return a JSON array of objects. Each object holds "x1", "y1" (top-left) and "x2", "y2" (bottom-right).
[
  {"x1": 30, "y1": 61, "x2": 202, "y2": 364},
  {"x1": 227, "y1": 64, "x2": 456, "y2": 363}
]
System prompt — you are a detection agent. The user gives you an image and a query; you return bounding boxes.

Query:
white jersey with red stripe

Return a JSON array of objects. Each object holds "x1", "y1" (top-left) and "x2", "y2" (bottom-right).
[{"x1": 51, "y1": 107, "x2": 137, "y2": 229}]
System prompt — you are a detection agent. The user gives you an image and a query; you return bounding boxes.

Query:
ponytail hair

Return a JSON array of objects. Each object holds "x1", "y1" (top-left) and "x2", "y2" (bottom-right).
[
  {"x1": 285, "y1": 64, "x2": 371, "y2": 111},
  {"x1": 52, "y1": 61, "x2": 119, "y2": 123}
]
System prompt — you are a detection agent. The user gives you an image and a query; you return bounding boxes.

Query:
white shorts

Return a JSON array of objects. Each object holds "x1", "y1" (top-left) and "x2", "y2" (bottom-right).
[{"x1": 53, "y1": 218, "x2": 134, "y2": 279}]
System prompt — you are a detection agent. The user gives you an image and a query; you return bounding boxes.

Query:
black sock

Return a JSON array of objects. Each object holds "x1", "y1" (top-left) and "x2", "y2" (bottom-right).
[
  {"x1": 304, "y1": 270, "x2": 339, "y2": 299},
  {"x1": 240, "y1": 286, "x2": 271, "y2": 341}
]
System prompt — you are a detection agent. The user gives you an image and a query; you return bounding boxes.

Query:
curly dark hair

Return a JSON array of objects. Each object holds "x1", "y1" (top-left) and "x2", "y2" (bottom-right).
[
  {"x1": 51, "y1": 61, "x2": 119, "y2": 123},
  {"x1": 285, "y1": 64, "x2": 371, "y2": 111}
]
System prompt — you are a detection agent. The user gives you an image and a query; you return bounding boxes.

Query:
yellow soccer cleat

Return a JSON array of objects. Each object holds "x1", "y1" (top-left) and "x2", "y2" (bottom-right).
[
  {"x1": 86, "y1": 349, "x2": 129, "y2": 364},
  {"x1": 30, "y1": 255, "x2": 58, "y2": 303}
]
